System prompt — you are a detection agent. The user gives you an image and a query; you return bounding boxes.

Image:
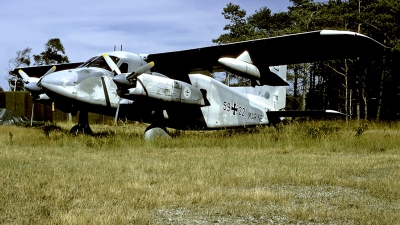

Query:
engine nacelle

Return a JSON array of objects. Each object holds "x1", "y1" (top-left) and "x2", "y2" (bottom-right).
[{"x1": 127, "y1": 74, "x2": 208, "y2": 106}]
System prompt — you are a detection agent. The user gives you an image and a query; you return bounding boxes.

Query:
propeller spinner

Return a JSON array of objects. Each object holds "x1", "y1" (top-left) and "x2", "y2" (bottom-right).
[{"x1": 112, "y1": 62, "x2": 155, "y2": 86}]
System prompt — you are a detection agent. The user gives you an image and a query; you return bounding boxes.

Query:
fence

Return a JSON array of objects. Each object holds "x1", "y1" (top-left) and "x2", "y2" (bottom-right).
[{"x1": 0, "y1": 91, "x2": 110, "y2": 124}]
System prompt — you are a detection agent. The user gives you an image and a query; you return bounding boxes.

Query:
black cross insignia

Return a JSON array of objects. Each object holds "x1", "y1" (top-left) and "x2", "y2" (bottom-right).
[{"x1": 231, "y1": 103, "x2": 238, "y2": 115}]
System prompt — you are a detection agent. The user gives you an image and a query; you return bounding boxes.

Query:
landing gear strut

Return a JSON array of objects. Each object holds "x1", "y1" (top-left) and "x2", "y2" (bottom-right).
[{"x1": 70, "y1": 110, "x2": 93, "y2": 135}]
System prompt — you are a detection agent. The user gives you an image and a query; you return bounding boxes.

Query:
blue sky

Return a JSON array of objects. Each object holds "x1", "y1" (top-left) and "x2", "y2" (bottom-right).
[{"x1": 1, "y1": 0, "x2": 324, "y2": 90}]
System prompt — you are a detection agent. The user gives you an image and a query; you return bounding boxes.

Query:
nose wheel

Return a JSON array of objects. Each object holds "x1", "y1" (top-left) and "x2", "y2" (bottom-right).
[{"x1": 70, "y1": 110, "x2": 93, "y2": 135}]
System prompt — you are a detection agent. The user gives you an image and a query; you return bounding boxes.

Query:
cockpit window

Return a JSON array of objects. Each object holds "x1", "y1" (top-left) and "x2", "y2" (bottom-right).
[
  {"x1": 86, "y1": 56, "x2": 110, "y2": 70},
  {"x1": 77, "y1": 57, "x2": 97, "y2": 68},
  {"x1": 77, "y1": 55, "x2": 120, "y2": 71},
  {"x1": 119, "y1": 62, "x2": 129, "y2": 73}
]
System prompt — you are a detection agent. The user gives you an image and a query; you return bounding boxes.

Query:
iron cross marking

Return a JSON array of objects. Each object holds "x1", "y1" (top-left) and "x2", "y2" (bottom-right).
[{"x1": 231, "y1": 103, "x2": 238, "y2": 115}]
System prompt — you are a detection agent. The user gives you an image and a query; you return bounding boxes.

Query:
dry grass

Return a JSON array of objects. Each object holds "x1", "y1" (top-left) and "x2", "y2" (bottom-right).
[{"x1": 0, "y1": 120, "x2": 399, "y2": 224}]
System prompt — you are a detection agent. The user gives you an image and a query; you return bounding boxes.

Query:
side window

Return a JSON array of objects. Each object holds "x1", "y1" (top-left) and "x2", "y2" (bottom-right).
[{"x1": 119, "y1": 63, "x2": 129, "y2": 73}]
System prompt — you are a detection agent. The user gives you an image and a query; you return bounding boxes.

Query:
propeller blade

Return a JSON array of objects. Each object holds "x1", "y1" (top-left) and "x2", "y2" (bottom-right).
[
  {"x1": 30, "y1": 102, "x2": 34, "y2": 127},
  {"x1": 37, "y1": 66, "x2": 56, "y2": 87},
  {"x1": 25, "y1": 82, "x2": 41, "y2": 92},
  {"x1": 18, "y1": 69, "x2": 30, "y2": 83},
  {"x1": 114, "y1": 98, "x2": 122, "y2": 124},
  {"x1": 103, "y1": 53, "x2": 121, "y2": 75},
  {"x1": 126, "y1": 61, "x2": 154, "y2": 81},
  {"x1": 43, "y1": 66, "x2": 56, "y2": 76},
  {"x1": 114, "y1": 98, "x2": 134, "y2": 125}
]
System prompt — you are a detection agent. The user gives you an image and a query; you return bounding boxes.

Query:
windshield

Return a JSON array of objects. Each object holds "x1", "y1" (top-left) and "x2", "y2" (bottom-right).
[
  {"x1": 77, "y1": 55, "x2": 119, "y2": 71},
  {"x1": 77, "y1": 56, "x2": 96, "y2": 68}
]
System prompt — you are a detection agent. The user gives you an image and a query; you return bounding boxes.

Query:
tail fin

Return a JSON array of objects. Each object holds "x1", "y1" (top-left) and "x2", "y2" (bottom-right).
[
  {"x1": 259, "y1": 64, "x2": 288, "y2": 86},
  {"x1": 269, "y1": 65, "x2": 287, "y2": 82},
  {"x1": 232, "y1": 65, "x2": 287, "y2": 111}
]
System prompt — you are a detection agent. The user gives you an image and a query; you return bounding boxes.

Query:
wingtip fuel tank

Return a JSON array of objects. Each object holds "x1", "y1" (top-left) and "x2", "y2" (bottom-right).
[{"x1": 218, "y1": 51, "x2": 261, "y2": 80}]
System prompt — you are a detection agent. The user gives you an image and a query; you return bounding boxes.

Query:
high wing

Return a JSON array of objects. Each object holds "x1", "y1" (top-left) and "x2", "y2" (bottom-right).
[
  {"x1": 146, "y1": 30, "x2": 385, "y2": 85},
  {"x1": 9, "y1": 62, "x2": 83, "y2": 78}
]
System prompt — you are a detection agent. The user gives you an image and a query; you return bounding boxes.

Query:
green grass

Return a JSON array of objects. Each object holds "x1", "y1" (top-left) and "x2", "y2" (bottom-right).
[{"x1": 1, "y1": 120, "x2": 399, "y2": 224}]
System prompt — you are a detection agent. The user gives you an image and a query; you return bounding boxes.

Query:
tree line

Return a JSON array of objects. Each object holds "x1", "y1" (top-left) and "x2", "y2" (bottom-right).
[
  {"x1": 213, "y1": 0, "x2": 400, "y2": 121},
  {"x1": 7, "y1": 38, "x2": 69, "y2": 91}
]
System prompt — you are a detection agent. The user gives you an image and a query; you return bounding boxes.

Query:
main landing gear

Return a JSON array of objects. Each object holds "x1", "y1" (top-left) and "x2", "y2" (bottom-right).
[
  {"x1": 70, "y1": 110, "x2": 93, "y2": 135},
  {"x1": 144, "y1": 110, "x2": 171, "y2": 140},
  {"x1": 69, "y1": 109, "x2": 171, "y2": 139},
  {"x1": 144, "y1": 125, "x2": 171, "y2": 140}
]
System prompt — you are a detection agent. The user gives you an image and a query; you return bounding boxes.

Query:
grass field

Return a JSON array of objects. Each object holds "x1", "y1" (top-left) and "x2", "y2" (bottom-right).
[{"x1": 1, "y1": 120, "x2": 399, "y2": 224}]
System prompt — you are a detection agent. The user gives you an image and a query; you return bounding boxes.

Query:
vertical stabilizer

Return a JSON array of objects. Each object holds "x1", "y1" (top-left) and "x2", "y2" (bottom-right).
[
  {"x1": 269, "y1": 65, "x2": 286, "y2": 81},
  {"x1": 232, "y1": 65, "x2": 287, "y2": 111}
]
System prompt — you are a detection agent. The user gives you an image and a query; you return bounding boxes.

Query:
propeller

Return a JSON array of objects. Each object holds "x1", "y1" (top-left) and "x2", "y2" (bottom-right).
[
  {"x1": 113, "y1": 62, "x2": 154, "y2": 123},
  {"x1": 18, "y1": 66, "x2": 56, "y2": 126},
  {"x1": 103, "y1": 54, "x2": 154, "y2": 124},
  {"x1": 114, "y1": 98, "x2": 122, "y2": 124},
  {"x1": 30, "y1": 102, "x2": 35, "y2": 126},
  {"x1": 113, "y1": 98, "x2": 134, "y2": 124},
  {"x1": 112, "y1": 62, "x2": 154, "y2": 124},
  {"x1": 114, "y1": 98, "x2": 134, "y2": 125}
]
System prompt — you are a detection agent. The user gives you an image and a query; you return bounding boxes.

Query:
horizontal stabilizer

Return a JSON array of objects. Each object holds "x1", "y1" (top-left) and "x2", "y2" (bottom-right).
[{"x1": 267, "y1": 110, "x2": 346, "y2": 118}]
